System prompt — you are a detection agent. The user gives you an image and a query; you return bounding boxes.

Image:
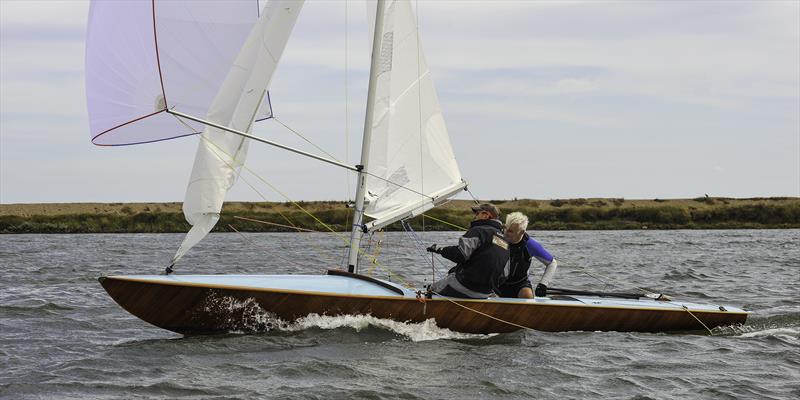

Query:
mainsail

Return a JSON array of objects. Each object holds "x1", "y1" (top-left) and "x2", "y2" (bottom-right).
[{"x1": 362, "y1": 0, "x2": 465, "y2": 231}]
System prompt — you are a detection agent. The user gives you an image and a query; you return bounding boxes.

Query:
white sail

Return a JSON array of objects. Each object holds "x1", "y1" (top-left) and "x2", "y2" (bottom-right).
[
  {"x1": 363, "y1": 0, "x2": 465, "y2": 230},
  {"x1": 172, "y1": 0, "x2": 304, "y2": 264}
]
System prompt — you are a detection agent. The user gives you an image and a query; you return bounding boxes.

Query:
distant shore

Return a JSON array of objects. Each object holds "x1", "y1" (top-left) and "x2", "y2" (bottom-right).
[{"x1": 1, "y1": 197, "x2": 798, "y2": 233}]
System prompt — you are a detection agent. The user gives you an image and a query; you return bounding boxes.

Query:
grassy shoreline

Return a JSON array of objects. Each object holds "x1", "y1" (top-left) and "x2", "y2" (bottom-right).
[{"x1": 1, "y1": 197, "x2": 798, "y2": 233}]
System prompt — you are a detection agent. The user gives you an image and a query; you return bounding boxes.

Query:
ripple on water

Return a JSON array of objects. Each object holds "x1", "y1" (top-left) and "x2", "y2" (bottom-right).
[{"x1": 2, "y1": 230, "x2": 799, "y2": 400}]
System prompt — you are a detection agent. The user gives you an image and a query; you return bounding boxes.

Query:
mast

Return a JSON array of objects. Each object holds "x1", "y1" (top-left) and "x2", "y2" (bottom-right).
[{"x1": 347, "y1": 0, "x2": 386, "y2": 273}]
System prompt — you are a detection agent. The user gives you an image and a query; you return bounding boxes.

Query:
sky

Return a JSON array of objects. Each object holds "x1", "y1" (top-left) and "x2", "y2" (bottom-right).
[{"x1": 1, "y1": 0, "x2": 799, "y2": 204}]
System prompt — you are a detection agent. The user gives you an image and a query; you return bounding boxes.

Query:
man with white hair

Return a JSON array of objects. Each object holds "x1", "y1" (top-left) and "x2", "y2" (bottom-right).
[{"x1": 498, "y1": 211, "x2": 558, "y2": 298}]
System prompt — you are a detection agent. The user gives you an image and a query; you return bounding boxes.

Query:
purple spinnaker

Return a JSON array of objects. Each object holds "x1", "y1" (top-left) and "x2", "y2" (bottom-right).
[{"x1": 85, "y1": 0, "x2": 272, "y2": 146}]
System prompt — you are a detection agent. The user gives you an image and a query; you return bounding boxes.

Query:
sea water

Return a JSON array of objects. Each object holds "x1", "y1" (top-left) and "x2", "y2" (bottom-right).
[{"x1": 1, "y1": 230, "x2": 798, "y2": 399}]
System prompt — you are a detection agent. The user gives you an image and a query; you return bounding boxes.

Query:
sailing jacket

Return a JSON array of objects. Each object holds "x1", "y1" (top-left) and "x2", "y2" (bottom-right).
[
  {"x1": 438, "y1": 219, "x2": 510, "y2": 295},
  {"x1": 499, "y1": 233, "x2": 556, "y2": 291}
]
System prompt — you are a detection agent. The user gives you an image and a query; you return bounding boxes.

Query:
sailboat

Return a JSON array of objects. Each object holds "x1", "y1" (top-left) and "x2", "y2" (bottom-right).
[{"x1": 87, "y1": 0, "x2": 748, "y2": 335}]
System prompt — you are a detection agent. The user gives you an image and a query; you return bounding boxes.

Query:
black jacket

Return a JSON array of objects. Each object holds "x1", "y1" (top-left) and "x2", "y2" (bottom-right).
[
  {"x1": 501, "y1": 233, "x2": 534, "y2": 288},
  {"x1": 439, "y1": 219, "x2": 510, "y2": 294}
]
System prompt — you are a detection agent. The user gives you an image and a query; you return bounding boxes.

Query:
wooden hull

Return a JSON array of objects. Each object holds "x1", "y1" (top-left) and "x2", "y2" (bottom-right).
[{"x1": 99, "y1": 275, "x2": 748, "y2": 335}]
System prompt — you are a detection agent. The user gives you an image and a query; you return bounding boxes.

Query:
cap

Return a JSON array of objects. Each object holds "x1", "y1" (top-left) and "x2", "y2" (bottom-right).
[{"x1": 471, "y1": 203, "x2": 500, "y2": 219}]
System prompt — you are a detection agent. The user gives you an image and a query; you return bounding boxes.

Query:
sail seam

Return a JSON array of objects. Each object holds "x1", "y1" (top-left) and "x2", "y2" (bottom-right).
[{"x1": 151, "y1": 0, "x2": 167, "y2": 106}]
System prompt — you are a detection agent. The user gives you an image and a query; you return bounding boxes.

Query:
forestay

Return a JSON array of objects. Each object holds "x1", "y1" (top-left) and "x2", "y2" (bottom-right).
[
  {"x1": 363, "y1": 0, "x2": 465, "y2": 230},
  {"x1": 173, "y1": 0, "x2": 304, "y2": 264},
  {"x1": 85, "y1": 0, "x2": 273, "y2": 146}
]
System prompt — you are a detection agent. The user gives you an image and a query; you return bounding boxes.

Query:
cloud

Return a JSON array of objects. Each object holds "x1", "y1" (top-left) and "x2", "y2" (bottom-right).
[
  {"x1": 0, "y1": 0, "x2": 88, "y2": 31},
  {"x1": 1, "y1": 0, "x2": 798, "y2": 202}
]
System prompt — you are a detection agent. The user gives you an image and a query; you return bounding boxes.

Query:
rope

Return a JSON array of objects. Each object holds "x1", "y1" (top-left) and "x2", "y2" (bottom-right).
[
  {"x1": 272, "y1": 116, "x2": 341, "y2": 162},
  {"x1": 227, "y1": 224, "x2": 311, "y2": 269},
  {"x1": 415, "y1": 0, "x2": 426, "y2": 245},
  {"x1": 682, "y1": 305, "x2": 714, "y2": 335},
  {"x1": 232, "y1": 216, "x2": 317, "y2": 232},
  {"x1": 195, "y1": 136, "x2": 338, "y2": 265},
  {"x1": 465, "y1": 188, "x2": 481, "y2": 204},
  {"x1": 186, "y1": 134, "x2": 342, "y2": 263},
  {"x1": 364, "y1": 171, "x2": 434, "y2": 199},
  {"x1": 344, "y1": 0, "x2": 351, "y2": 200},
  {"x1": 269, "y1": 114, "x2": 436, "y2": 200},
  {"x1": 366, "y1": 231, "x2": 385, "y2": 276},
  {"x1": 424, "y1": 290, "x2": 538, "y2": 332},
  {"x1": 401, "y1": 220, "x2": 445, "y2": 280},
  {"x1": 231, "y1": 151, "x2": 414, "y2": 287},
  {"x1": 564, "y1": 261, "x2": 658, "y2": 296},
  {"x1": 422, "y1": 213, "x2": 468, "y2": 230},
  {"x1": 175, "y1": 115, "x2": 455, "y2": 289}
]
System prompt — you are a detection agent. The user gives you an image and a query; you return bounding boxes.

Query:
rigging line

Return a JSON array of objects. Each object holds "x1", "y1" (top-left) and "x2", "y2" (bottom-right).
[
  {"x1": 366, "y1": 231, "x2": 385, "y2": 277},
  {"x1": 415, "y1": 0, "x2": 425, "y2": 238},
  {"x1": 274, "y1": 117, "x2": 438, "y2": 202},
  {"x1": 402, "y1": 220, "x2": 445, "y2": 279},
  {"x1": 194, "y1": 129, "x2": 343, "y2": 235},
  {"x1": 364, "y1": 232, "x2": 375, "y2": 275},
  {"x1": 265, "y1": 112, "x2": 436, "y2": 199},
  {"x1": 272, "y1": 116, "x2": 341, "y2": 162},
  {"x1": 227, "y1": 224, "x2": 310, "y2": 269},
  {"x1": 682, "y1": 305, "x2": 714, "y2": 335},
  {"x1": 364, "y1": 170, "x2": 433, "y2": 199},
  {"x1": 242, "y1": 115, "x2": 436, "y2": 200},
  {"x1": 237, "y1": 215, "x2": 385, "y2": 246},
  {"x1": 171, "y1": 109, "x2": 437, "y2": 202},
  {"x1": 465, "y1": 188, "x2": 481, "y2": 204},
  {"x1": 252, "y1": 177, "x2": 399, "y2": 279},
  {"x1": 344, "y1": 0, "x2": 351, "y2": 199},
  {"x1": 189, "y1": 132, "x2": 336, "y2": 265},
  {"x1": 340, "y1": 207, "x2": 353, "y2": 268},
  {"x1": 242, "y1": 160, "x2": 414, "y2": 286},
  {"x1": 233, "y1": 216, "x2": 317, "y2": 232},
  {"x1": 270, "y1": 120, "x2": 435, "y2": 200},
  {"x1": 425, "y1": 290, "x2": 537, "y2": 332},
  {"x1": 198, "y1": 128, "x2": 415, "y2": 287},
  {"x1": 342, "y1": 0, "x2": 352, "y2": 269},
  {"x1": 168, "y1": 108, "x2": 357, "y2": 172},
  {"x1": 560, "y1": 260, "x2": 655, "y2": 295},
  {"x1": 422, "y1": 213, "x2": 468, "y2": 231}
]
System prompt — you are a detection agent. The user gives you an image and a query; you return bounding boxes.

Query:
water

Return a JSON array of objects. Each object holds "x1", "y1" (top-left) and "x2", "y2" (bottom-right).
[{"x1": 1, "y1": 230, "x2": 798, "y2": 399}]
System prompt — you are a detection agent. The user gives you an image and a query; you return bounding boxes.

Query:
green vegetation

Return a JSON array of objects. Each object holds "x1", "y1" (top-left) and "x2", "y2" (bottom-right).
[{"x1": 1, "y1": 198, "x2": 798, "y2": 233}]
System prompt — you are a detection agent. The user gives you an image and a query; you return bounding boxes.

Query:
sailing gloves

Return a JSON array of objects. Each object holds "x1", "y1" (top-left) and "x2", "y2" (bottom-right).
[
  {"x1": 535, "y1": 283, "x2": 547, "y2": 297},
  {"x1": 426, "y1": 244, "x2": 441, "y2": 254}
]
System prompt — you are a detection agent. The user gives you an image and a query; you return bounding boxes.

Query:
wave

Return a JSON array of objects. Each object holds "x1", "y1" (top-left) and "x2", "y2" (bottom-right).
[
  {"x1": 661, "y1": 268, "x2": 710, "y2": 281},
  {"x1": 204, "y1": 294, "x2": 493, "y2": 342},
  {"x1": 0, "y1": 302, "x2": 73, "y2": 317},
  {"x1": 714, "y1": 311, "x2": 800, "y2": 343},
  {"x1": 736, "y1": 327, "x2": 799, "y2": 342},
  {"x1": 286, "y1": 313, "x2": 493, "y2": 342}
]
